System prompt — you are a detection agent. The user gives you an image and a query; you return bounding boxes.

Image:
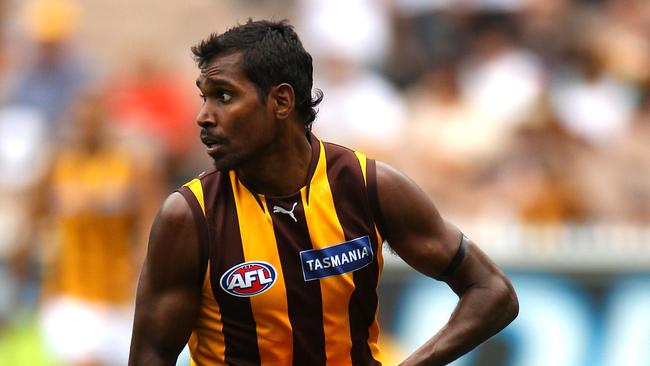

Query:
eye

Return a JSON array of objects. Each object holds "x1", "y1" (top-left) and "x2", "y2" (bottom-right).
[
  {"x1": 199, "y1": 94, "x2": 207, "y2": 103},
  {"x1": 218, "y1": 91, "x2": 232, "y2": 103}
]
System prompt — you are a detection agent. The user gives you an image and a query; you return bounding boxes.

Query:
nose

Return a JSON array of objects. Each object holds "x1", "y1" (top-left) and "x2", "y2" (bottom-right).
[{"x1": 196, "y1": 103, "x2": 216, "y2": 128}]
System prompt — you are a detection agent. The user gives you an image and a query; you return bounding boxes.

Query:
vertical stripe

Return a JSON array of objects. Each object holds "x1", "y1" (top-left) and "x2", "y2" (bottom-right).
[
  {"x1": 302, "y1": 141, "x2": 355, "y2": 365},
  {"x1": 324, "y1": 143, "x2": 382, "y2": 366},
  {"x1": 176, "y1": 185, "x2": 210, "y2": 284},
  {"x1": 207, "y1": 172, "x2": 261, "y2": 365},
  {"x1": 181, "y1": 172, "x2": 228, "y2": 365},
  {"x1": 357, "y1": 157, "x2": 385, "y2": 362},
  {"x1": 184, "y1": 178, "x2": 206, "y2": 214},
  {"x1": 354, "y1": 152, "x2": 367, "y2": 183},
  {"x1": 189, "y1": 265, "x2": 227, "y2": 365},
  {"x1": 369, "y1": 226, "x2": 384, "y2": 361},
  {"x1": 304, "y1": 131, "x2": 324, "y2": 204},
  {"x1": 229, "y1": 172, "x2": 294, "y2": 364},
  {"x1": 268, "y1": 192, "x2": 327, "y2": 366},
  {"x1": 365, "y1": 159, "x2": 387, "y2": 240}
]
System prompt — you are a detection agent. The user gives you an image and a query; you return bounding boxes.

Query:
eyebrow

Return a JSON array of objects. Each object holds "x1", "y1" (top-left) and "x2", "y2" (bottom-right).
[{"x1": 196, "y1": 76, "x2": 233, "y2": 89}]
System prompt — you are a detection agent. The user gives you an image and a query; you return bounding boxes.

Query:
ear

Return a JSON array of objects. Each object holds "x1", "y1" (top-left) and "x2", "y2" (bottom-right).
[{"x1": 270, "y1": 83, "x2": 295, "y2": 120}]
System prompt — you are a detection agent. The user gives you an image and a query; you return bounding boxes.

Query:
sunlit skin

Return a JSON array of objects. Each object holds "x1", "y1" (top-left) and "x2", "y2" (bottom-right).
[
  {"x1": 195, "y1": 51, "x2": 312, "y2": 196},
  {"x1": 130, "y1": 38, "x2": 517, "y2": 366}
]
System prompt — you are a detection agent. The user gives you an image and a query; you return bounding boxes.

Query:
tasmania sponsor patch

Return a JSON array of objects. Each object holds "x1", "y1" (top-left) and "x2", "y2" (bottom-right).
[
  {"x1": 300, "y1": 236, "x2": 373, "y2": 281},
  {"x1": 220, "y1": 261, "x2": 277, "y2": 297}
]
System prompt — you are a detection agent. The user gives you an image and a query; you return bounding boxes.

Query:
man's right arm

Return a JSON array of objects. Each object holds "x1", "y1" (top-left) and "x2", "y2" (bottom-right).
[{"x1": 129, "y1": 192, "x2": 203, "y2": 366}]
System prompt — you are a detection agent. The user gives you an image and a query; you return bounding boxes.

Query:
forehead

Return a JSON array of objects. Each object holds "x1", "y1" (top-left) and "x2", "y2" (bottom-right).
[{"x1": 197, "y1": 51, "x2": 248, "y2": 87}]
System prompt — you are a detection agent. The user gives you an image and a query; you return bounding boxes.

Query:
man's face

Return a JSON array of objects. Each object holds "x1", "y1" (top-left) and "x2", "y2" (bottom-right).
[{"x1": 196, "y1": 52, "x2": 278, "y2": 171}]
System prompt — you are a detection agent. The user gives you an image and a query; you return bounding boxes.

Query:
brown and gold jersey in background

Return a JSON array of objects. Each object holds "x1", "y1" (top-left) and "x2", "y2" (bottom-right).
[
  {"x1": 178, "y1": 133, "x2": 385, "y2": 366},
  {"x1": 46, "y1": 149, "x2": 137, "y2": 304}
]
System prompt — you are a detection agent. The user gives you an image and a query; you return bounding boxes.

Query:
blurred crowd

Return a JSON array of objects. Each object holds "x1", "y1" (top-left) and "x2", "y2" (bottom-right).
[
  {"x1": 0, "y1": 0, "x2": 648, "y2": 365},
  {"x1": 301, "y1": 0, "x2": 650, "y2": 227}
]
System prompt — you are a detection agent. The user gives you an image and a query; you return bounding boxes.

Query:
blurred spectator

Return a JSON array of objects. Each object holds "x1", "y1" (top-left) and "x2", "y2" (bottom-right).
[
  {"x1": 384, "y1": 1, "x2": 467, "y2": 88},
  {"x1": 0, "y1": 0, "x2": 7, "y2": 99},
  {"x1": 0, "y1": 0, "x2": 90, "y2": 338},
  {"x1": 311, "y1": 52, "x2": 407, "y2": 165},
  {"x1": 465, "y1": 0, "x2": 529, "y2": 12},
  {"x1": 0, "y1": 107, "x2": 51, "y2": 336},
  {"x1": 591, "y1": 0, "x2": 650, "y2": 83},
  {"x1": 402, "y1": 61, "x2": 506, "y2": 220},
  {"x1": 296, "y1": 0, "x2": 405, "y2": 164},
  {"x1": 583, "y1": 82, "x2": 650, "y2": 223},
  {"x1": 520, "y1": 0, "x2": 577, "y2": 68},
  {"x1": 105, "y1": 55, "x2": 197, "y2": 186},
  {"x1": 612, "y1": 84, "x2": 650, "y2": 225},
  {"x1": 406, "y1": 61, "x2": 507, "y2": 167},
  {"x1": 550, "y1": 46, "x2": 639, "y2": 145},
  {"x1": 297, "y1": 0, "x2": 390, "y2": 66},
  {"x1": 5, "y1": 0, "x2": 91, "y2": 128},
  {"x1": 21, "y1": 93, "x2": 162, "y2": 366},
  {"x1": 460, "y1": 12, "x2": 545, "y2": 132},
  {"x1": 488, "y1": 119, "x2": 590, "y2": 224}
]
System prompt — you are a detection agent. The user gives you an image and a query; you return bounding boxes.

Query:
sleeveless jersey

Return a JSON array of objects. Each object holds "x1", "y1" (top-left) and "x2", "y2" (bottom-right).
[
  {"x1": 177, "y1": 134, "x2": 385, "y2": 366},
  {"x1": 47, "y1": 148, "x2": 137, "y2": 304}
]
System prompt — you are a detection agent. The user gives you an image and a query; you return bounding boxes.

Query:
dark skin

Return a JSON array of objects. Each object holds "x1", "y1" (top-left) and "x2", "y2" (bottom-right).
[
  {"x1": 129, "y1": 51, "x2": 518, "y2": 366},
  {"x1": 378, "y1": 162, "x2": 518, "y2": 365},
  {"x1": 195, "y1": 51, "x2": 311, "y2": 193}
]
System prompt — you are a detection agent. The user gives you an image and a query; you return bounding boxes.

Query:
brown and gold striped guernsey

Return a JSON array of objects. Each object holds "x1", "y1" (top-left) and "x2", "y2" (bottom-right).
[
  {"x1": 47, "y1": 149, "x2": 137, "y2": 304},
  {"x1": 177, "y1": 133, "x2": 385, "y2": 366}
]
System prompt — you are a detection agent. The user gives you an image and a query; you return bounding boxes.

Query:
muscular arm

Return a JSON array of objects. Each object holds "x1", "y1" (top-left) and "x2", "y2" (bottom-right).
[
  {"x1": 129, "y1": 192, "x2": 203, "y2": 366},
  {"x1": 375, "y1": 162, "x2": 518, "y2": 366}
]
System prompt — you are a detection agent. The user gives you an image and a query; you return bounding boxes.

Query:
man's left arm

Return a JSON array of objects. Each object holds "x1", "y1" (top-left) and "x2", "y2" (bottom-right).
[{"x1": 374, "y1": 161, "x2": 518, "y2": 366}]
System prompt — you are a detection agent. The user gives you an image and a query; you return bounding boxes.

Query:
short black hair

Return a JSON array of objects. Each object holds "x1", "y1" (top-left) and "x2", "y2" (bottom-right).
[{"x1": 192, "y1": 19, "x2": 323, "y2": 130}]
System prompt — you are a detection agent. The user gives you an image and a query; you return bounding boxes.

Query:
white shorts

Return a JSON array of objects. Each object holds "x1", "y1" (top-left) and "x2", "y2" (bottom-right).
[{"x1": 40, "y1": 297, "x2": 133, "y2": 366}]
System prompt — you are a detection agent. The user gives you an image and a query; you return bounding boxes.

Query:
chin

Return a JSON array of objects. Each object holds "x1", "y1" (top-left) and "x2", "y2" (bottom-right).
[
  {"x1": 210, "y1": 148, "x2": 257, "y2": 173},
  {"x1": 212, "y1": 159, "x2": 233, "y2": 172},
  {"x1": 211, "y1": 155, "x2": 242, "y2": 172}
]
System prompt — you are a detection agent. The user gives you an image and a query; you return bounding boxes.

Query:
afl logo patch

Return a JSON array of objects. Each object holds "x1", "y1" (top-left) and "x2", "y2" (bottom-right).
[{"x1": 220, "y1": 261, "x2": 277, "y2": 297}]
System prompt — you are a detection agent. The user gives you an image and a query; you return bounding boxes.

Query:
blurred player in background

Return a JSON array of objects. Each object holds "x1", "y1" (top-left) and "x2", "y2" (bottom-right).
[
  {"x1": 129, "y1": 20, "x2": 518, "y2": 366},
  {"x1": 24, "y1": 93, "x2": 162, "y2": 366},
  {"x1": 6, "y1": 0, "x2": 90, "y2": 128}
]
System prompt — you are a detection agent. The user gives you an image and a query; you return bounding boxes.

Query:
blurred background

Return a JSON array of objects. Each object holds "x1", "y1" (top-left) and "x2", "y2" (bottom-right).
[{"x1": 0, "y1": 0, "x2": 649, "y2": 365}]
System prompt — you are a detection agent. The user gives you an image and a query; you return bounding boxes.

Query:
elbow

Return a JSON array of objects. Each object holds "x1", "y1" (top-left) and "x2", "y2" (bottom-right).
[
  {"x1": 506, "y1": 289, "x2": 519, "y2": 325},
  {"x1": 476, "y1": 273, "x2": 518, "y2": 330},
  {"x1": 498, "y1": 275, "x2": 519, "y2": 326}
]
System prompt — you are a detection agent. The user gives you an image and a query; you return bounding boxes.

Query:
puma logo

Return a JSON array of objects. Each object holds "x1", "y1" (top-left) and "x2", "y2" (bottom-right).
[{"x1": 272, "y1": 202, "x2": 298, "y2": 222}]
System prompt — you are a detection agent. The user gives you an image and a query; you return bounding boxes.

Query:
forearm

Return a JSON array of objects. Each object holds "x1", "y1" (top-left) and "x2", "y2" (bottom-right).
[{"x1": 400, "y1": 276, "x2": 518, "y2": 366}]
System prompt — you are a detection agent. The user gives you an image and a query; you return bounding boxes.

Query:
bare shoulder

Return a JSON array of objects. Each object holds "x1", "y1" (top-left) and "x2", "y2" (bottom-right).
[
  {"x1": 374, "y1": 160, "x2": 450, "y2": 238},
  {"x1": 144, "y1": 191, "x2": 201, "y2": 287},
  {"x1": 374, "y1": 161, "x2": 442, "y2": 216},
  {"x1": 375, "y1": 160, "x2": 413, "y2": 193},
  {"x1": 158, "y1": 192, "x2": 193, "y2": 227},
  {"x1": 130, "y1": 191, "x2": 204, "y2": 364},
  {"x1": 375, "y1": 161, "x2": 426, "y2": 219},
  {"x1": 373, "y1": 160, "x2": 460, "y2": 278}
]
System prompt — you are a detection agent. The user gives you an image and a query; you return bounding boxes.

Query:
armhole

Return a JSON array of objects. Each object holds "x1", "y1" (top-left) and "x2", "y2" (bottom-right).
[
  {"x1": 366, "y1": 159, "x2": 388, "y2": 241},
  {"x1": 176, "y1": 186, "x2": 210, "y2": 285}
]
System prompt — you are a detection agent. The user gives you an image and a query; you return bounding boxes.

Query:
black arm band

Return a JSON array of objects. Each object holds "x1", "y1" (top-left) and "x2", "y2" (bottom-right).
[{"x1": 436, "y1": 233, "x2": 469, "y2": 280}]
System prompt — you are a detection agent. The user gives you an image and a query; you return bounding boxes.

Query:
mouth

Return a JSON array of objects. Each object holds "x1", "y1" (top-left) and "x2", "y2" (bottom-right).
[{"x1": 200, "y1": 132, "x2": 227, "y2": 155}]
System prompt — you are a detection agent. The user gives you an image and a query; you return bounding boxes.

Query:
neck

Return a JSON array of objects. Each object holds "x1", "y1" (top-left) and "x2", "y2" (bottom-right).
[{"x1": 236, "y1": 125, "x2": 312, "y2": 197}]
